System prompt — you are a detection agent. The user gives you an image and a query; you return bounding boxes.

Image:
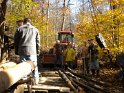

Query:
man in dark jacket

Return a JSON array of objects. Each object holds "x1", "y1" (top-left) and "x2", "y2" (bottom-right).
[
  {"x1": 88, "y1": 39, "x2": 99, "y2": 76},
  {"x1": 53, "y1": 40, "x2": 63, "y2": 68}
]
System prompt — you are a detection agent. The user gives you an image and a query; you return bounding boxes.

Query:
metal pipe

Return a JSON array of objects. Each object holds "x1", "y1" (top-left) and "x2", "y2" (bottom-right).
[{"x1": 0, "y1": 61, "x2": 34, "y2": 93}]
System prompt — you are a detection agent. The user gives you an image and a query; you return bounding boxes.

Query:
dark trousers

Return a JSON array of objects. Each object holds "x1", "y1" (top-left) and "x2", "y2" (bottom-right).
[
  {"x1": 64, "y1": 61, "x2": 74, "y2": 69},
  {"x1": 54, "y1": 55, "x2": 63, "y2": 68},
  {"x1": 82, "y1": 58, "x2": 90, "y2": 75}
]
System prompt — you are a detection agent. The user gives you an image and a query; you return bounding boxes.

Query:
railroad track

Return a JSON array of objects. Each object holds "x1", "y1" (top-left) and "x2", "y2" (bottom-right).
[
  {"x1": 8, "y1": 67, "x2": 112, "y2": 93},
  {"x1": 23, "y1": 67, "x2": 112, "y2": 93},
  {"x1": 58, "y1": 67, "x2": 112, "y2": 93}
]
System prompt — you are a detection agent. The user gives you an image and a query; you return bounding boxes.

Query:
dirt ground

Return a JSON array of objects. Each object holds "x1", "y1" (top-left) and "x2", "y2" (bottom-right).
[
  {"x1": 76, "y1": 60, "x2": 124, "y2": 93},
  {"x1": 99, "y1": 66, "x2": 124, "y2": 93},
  {"x1": 88, "y1": 62, "x2": 123, "y2": 93}
]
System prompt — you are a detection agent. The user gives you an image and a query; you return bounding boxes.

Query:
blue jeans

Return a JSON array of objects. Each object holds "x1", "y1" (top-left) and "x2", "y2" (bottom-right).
[
  {"x1": 117, "y1": 70, "x2": 124, "y2": 78},
  {"x1": 54, "y1": 55, "x2": 63, "y2": 67},
  {"x1": 91, "y1": 60, "x2": 99, "y2": 70},
  {"x1": 20, "y1": 55, "x2": 39, "y2": 83}
]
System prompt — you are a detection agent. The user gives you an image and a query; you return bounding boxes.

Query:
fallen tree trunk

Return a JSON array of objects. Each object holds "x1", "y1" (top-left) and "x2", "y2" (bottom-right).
[{"x1": 0, "y1": 61, "x2": 34, "y2": 93}]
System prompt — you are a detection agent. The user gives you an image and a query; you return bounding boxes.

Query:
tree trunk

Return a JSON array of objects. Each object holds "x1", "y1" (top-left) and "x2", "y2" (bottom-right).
[
  {"x1": 0, "y1": 0, "x2": 8, "y2": 62},
  {"x1": 46, "y1": 0, "x2": 49, "y2": 48},
  {"x1": 110, "y1": 0, "x2": 119, "y2": 48},
  {"x1": 61, "y1": 0, "x2": 66, "y2": 31}
]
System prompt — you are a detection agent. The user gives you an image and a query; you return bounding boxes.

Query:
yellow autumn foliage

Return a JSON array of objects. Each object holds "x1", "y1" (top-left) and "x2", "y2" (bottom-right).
[{"x1": 75, "y1": 0, "x2": 124, "y2": 57}]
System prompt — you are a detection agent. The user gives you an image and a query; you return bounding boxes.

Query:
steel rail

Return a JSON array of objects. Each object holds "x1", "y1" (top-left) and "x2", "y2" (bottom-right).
[
  {"x1": 66, "y1": 72, "x2": 109, "y2": 93},
  {"x1": 71, "y1": 77, "x2": 107, "y2": 93},
  {"x1": 67, "y1": 67, "x2": 111, "y2": 87},
  {"x1": 61, "y1": 69, "x2": 85, "y2": 93},
  {"x1": 60, "y1": 69, "x2": 109, "y2": 93},
  {"x1": 58, "y1": 70, "x2": 78, "y2": 93}
]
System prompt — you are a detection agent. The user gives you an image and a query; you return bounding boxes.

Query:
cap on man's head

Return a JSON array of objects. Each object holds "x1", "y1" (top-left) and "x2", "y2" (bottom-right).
[
  {"x1": 23, "y1": 18, "x2": 31, "y2": 23},
  {"x1": 16, "y1": 20, "x2": 23, "y2": 23}
]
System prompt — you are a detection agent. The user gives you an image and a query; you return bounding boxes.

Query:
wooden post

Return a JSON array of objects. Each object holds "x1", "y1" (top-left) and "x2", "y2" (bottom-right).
[{"x1": 0, "y1": 0, "x2": 8, "y2": 63}]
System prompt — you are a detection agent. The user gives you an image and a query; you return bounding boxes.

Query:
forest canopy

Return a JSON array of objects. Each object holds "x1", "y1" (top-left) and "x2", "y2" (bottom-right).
[{"x1": 2, "y1": 0, "x2": 124, "y2": 54}]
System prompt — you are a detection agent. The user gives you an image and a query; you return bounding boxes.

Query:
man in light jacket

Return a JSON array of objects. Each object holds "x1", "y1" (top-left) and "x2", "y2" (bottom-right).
[{"x1": 14, "y1": 18, "x2": 40, "y2": 84}]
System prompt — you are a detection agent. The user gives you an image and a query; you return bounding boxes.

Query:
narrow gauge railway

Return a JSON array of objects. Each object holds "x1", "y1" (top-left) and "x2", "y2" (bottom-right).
[
  {"x1": 0, "y1": 60, "x2": 113, "y2": 93},
  {"x1": 23, "y1": 67, "x2": 111, "y2": 93}
]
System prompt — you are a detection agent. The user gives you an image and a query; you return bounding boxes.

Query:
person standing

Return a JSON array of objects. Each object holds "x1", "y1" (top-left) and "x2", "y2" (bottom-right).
[
  {"x1": 88, "y1": 39, "x2": 99, "y2": 76},
  {"x1": 14, "y1": 18, "x2": 40, "y2": 84},
  {"x1": 64, "y1": 44, "x2": 75, "y2": 69},
  {"x1": 53, "y1": 40, "x2": 63, "y2": 68},
  {"x1": 82, "y1": 41, "x2": 90, "y2": 75},
  {"x1": 15, "y1": 20, "x2": 23, "y2": 55}
]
